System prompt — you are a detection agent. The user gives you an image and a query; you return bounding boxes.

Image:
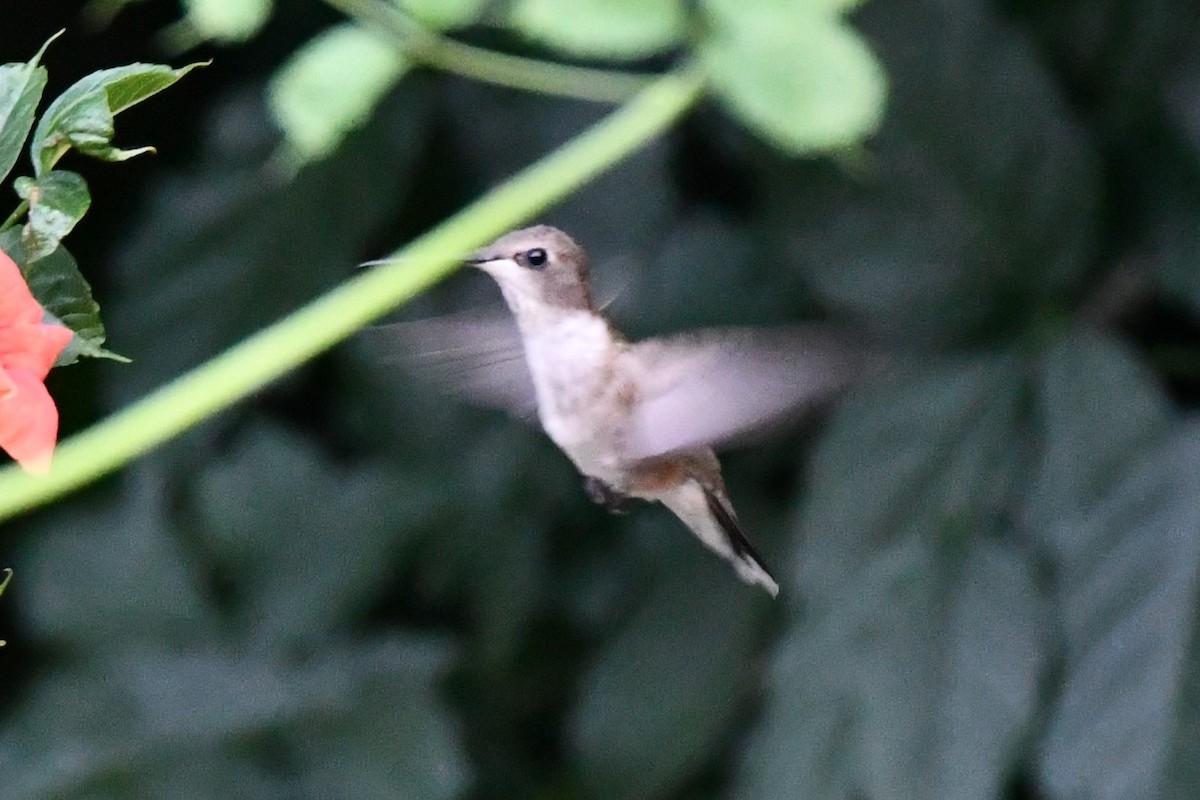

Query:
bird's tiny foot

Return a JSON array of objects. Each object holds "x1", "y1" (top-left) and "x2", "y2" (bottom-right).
[{"x1": 583, "y1": 477, "x2": 630, "y2": 515}]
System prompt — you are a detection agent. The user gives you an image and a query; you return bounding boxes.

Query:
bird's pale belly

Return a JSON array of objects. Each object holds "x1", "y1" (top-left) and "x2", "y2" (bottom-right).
[
  {"x1": 540, "y1": 405, "x2": 629, "y2": 488},
  {"x1": 521, "y1": 314, "x2": 633, "y2": 487}
]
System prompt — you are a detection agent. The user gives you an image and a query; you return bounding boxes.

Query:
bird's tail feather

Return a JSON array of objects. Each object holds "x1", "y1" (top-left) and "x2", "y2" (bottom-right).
[
  {"x1": 702, "y1": 489, "x2": 780, "y2": 597},
  {"x1": 656, "y1": 480, "x2": 779, "y2": 596}
]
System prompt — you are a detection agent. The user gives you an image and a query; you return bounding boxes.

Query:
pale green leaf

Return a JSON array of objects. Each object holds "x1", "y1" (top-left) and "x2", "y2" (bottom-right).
[
  {"x1": 0, "y1": 32, "x2": 56, "y2": 184},
  {"x1": 30, "y1": 61, "x2": 205, "y2": 174},
  {"x1": 181, "y1": 0, "x2": 273, "y2": 43},
  {"x1": 509, "y1": 0, "x2": 687, "y2": 60},
  {"x1": 765, "y1": 0, "x2": 1100, "y2": 343},
  {"x1": 16, "y1": 169, "x2": 91, "y2": 261},
  {"x1": 700, "y1": 3, "x2": 886, "y2": 153},
  {"x1": 267, "y1": 23, "x2": 410, "y2": 166}
]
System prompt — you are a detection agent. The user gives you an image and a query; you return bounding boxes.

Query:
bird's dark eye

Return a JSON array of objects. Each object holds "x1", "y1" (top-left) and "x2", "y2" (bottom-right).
[{"x1": 523, "y1": 248, "x2": 548, "y2": 269}]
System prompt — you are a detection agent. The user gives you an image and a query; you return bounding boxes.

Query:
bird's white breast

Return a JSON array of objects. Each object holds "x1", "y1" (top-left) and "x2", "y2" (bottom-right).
[{"x1": 519, "y1": 311, "x2": 631, "y2": 484}]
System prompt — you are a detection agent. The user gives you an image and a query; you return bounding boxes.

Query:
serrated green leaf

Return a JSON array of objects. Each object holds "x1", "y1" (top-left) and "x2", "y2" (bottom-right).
[
  {"x1": 0, "y1": 33, "x2": 57, "y2": 184},
  {"x1": 1027, "y1": 341, "x2": 1200, "y2": 800},
  {"x1": 15, "y1": 169, "x2": 91, "y2": 261},
  {"x1": 737, "y1": 536, "x2": 1044, "y2": 800},
  {"x1": 797, "y1": 358, "x2": 1024, "y2": 597},
  {"x1": 700, "y1": 4, "x2": 886, "y2": 154},
  {"x1": 736, "y1": 359, "x2": 1042, "y2": 800},
  {"x1": 1023, "y1": 331, "x2": 1172, "y2": 542},
  {"x1": 1036, "y1": 427, "x2": 1200, "y2": 800},
  {"x1": 0, "y1": 228, "x2": 121, "y2": 364},
  {"x1": 569, "y1": 550, "x2": 764, "y2": 799},
  {"x1": 509, "y1": 0, "x2": 686, "y2": 60},
  {"x1": 267, "y1": 23, "x2": 409, "y2": 167},
  {"x1": 30, "y1": 61, "x2": 205, "y2": 175},
  {"x1": 395, "y1": 0, "x2": 488, "y2": 30}
]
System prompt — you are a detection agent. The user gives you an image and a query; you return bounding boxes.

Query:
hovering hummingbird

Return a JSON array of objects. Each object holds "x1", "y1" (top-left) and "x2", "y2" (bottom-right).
[{"x1": 393, "y1": 226, "x2": 859, "y2": 596}]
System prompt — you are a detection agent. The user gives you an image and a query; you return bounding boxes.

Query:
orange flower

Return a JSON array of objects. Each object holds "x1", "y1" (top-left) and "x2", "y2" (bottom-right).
[{"x1": 0, "y1": 249, "x2": 72, "y2": 474}]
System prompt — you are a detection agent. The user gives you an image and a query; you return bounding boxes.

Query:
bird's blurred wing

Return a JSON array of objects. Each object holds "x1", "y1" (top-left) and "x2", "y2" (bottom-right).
[
  {"x1": 372, "y1": 312, "x2": 537, "y2": 418},
  {"x1": 625, "y1": 326, "x2": 860, "y2": 458}
]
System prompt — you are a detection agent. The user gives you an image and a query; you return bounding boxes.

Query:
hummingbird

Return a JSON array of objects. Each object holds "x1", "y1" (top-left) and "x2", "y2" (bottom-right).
[{"x1": 394, "y1": 226, "x2": 859, "y2": 596}]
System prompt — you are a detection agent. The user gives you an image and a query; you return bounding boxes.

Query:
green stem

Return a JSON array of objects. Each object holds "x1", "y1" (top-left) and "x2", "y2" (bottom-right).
[
  {"x1": 325, "y1": 0, "x2": 652, "y2": 103},
  {"x1": 0, "y1": 200, "x2": 28, "y2": 234},
  {"x1": 0, "y1": 66, "x2": 706, "y2": 522}
]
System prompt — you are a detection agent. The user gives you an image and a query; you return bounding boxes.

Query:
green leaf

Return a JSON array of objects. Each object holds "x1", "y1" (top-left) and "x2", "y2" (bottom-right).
[
  {"x1": 0, "y1": 639, "x2": 465, "y2": 800},
  {"x1": 763, "y1": 0, "x2": 1100, "y2": 343},
  {"x1": 700, "y1": 0, "x2": 886, "y2": 154},
  {"x1": 738, "y1": 537, "x2": 1045, "y2": 800},
  {"x1": 267, "y1": 23, "x2": 410, "y2": 167},
  {"x1": 395, "y1": 0, "x2": 488, "y2": 30},
  {"x1": 798, "y1": 358, "x2": 1024, "y2": 597},
  {"x1": 16, "y1": 483, "x2": 213, "y2": 649},
  {"x1": 30, "y1": 61, "x2": 205, "y2": 175},
  {"x1": 1023, "y1": 331, "x2": 1172, "y2": 541},
  {"x1": 15, "y1": 169, "x2": 92, "y2": 261},
  {"x1": 569, "y1": 549, "x2": 765, "y2": 799},
  {"x1": 180, "y1": 0, "x2": 273, "y2": 44},
  {"x1": 0, "y1": 651, "x2": 308, "y2": 798},
  {"x1": 191, "y1": 423, "x2": 434, "y2": 649},
  {"x1": 509, "y1": 0, "x2": 687, "y2": 60},
  {"x1": 1036, "y1": 427, "x2": 1200, "y2": 799},
  {"x1": 0, "y1": 228, "x2": 123, "y2": 364},
  {"x1": 288, "y1": 640, "x2": 468, "y2": 800},
  {"x1": 736, "y1": 359, "x2": 1043, "y2": 800},
  {"x1": 0, "y1": 32, "x2": 56, "y2": 185},
  {"x1": 0, "y1": 567, "x2": 10, "y2": 600},
  {"x1": 1159, "y1": 631, "x2": 1200, "y2": 800},
  {"x1": 1027, "y1": 339, "x2": 1200, "y2": 800}
]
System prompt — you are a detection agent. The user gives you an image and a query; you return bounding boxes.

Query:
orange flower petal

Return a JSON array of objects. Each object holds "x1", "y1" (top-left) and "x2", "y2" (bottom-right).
[
  {"x1": 0, "y1": 248, "x2": 72, "y2": 379},
  {"x1": 0, "y1": 248, "x2": 72, "y2": 474},
  {"x1": 0, "y1": 366, "x2": 60, "y2": 474},
  {"x1": 0, "y1": 320, "x2": 73, "y2": 379},
  {"x1": 0, "y1": 249, "x2": 42, "y2": 327}
]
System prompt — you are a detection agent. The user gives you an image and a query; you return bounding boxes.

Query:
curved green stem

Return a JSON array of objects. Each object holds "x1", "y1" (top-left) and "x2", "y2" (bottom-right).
[
  {"x1": 325, "y1": 0, "x2": 653, "y2": 103},
  {"x1": 0, "y1": 200, "x2": 28, "y2": 234},
  {"x1": 0, "y1": 65, "x2": 706, "y2": 522}
]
